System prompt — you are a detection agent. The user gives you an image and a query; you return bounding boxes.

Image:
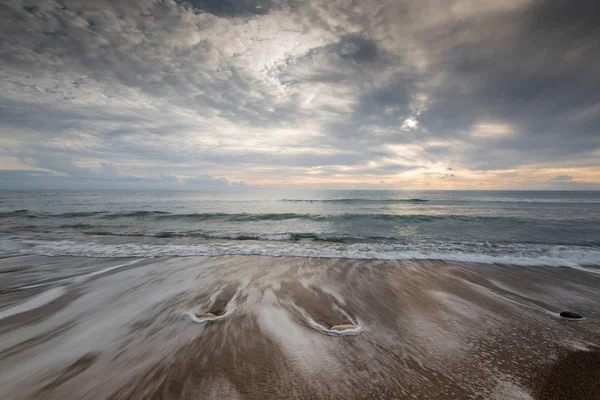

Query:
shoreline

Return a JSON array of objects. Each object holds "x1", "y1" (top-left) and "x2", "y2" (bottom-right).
[
  {"x1": 1, "y1": 243, "x2": 600, "y2": 272},
  {"x1": 1, "y1": 255, "x2": 599, "y2": 399}
]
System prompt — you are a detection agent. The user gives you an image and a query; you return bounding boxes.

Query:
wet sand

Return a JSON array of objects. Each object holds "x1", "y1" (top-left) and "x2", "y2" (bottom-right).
[{"x1": 1, "y1": 254, "x2": 599, "y2": 399}]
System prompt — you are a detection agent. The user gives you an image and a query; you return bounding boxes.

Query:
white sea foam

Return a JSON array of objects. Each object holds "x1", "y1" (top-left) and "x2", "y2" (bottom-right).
[
  {"x1": 490, "y1": 379, "x2": 534, "y2": 400},
  {"x1": 288, "y1": 301, "x2": 362, "y2": 337},
  {"x1": 1, "y1": 238, "x2": 599, "y2": 270},
  {"x1": 186, "y1": 310, "x2": 233, "y2": 323}
]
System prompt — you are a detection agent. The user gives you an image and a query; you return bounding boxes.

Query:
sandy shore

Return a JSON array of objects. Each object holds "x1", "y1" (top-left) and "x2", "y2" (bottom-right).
[{"x1": 1, "y1": 254, "x2": 599, "y2": 399}]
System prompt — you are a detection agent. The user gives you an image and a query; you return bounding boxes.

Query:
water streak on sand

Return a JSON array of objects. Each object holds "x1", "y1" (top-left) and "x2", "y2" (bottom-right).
[
  {"x1": 186, "y1": 310, "x2": 233, "y2": 323},
  {"x1": 0, "y1": 259, "x2": 145, "y2": 321},
  {"x1": 70, "y1": 259, "x2": 143, "y2": 284},
  {"x1": 0, "y1": 286, "x2": 68, "y2": 321},
  {"x1": 17, "y1": 259, "x2": 144, "y2": 290},
  {"x1": 0, "y1": 255, "x2": 599, "y2": 400}
]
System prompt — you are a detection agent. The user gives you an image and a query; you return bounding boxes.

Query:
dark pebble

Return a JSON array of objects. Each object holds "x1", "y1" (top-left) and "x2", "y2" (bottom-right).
[{"x1": 560, "y1": 311, "x2": 583, "y2": 320}]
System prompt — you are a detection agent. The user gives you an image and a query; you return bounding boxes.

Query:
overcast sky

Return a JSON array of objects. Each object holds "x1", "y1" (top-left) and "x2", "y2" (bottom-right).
[{"x1": 1, "y1": 0, "x2": 599, "y2": 189}]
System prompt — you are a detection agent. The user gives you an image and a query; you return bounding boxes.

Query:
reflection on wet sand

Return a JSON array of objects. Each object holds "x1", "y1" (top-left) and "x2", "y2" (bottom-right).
[{"x1": 1, "y1": 255, "x2": 599, "y2": 399}]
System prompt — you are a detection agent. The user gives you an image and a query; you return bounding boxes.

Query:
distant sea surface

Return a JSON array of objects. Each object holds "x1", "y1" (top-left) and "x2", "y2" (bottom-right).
[{"x1": 1, "y1": 190, "x2": 599, "y2": 268}]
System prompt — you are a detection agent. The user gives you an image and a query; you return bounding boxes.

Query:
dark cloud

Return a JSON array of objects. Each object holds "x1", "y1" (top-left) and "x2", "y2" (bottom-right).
[
  {"x1": 416, "y1": 0, "x2": 600, "y2": 169},
  {"x1": 338, "y1": 35, "x2": 379, "y2": 63},
  {"x1": 550, "y1": 175, "x2": 574, "y2": 182},
  {"x1": 0, "y1": 169, "x2": 256, "y2": 190},
  {"x1": 180, "y1": 0, "x2": 273, "y2": 17},
  {"x1": 0, "y1": 0, "x2": 598, "y2": 188},
  {"x1": 440, "y1": 173, "x2": 456, "y2": 181}
]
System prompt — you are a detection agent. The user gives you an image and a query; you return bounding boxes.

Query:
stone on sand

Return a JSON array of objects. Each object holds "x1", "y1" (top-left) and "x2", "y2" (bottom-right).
[
  {"x1": 560, "y1": 311, "x2": 583, "y2": 320},
  {"x1": 330, "y1": 324, "x2": 357, "y2": 331}
]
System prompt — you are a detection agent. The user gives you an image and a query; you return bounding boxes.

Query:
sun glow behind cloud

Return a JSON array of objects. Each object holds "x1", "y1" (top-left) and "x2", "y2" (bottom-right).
[{"x1": 470, "y1": 123, "x2": 515, "y2": 138}]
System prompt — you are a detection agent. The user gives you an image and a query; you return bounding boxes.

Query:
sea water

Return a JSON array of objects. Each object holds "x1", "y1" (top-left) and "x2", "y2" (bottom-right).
[{"x1": 0, "y1": 190, "x2": 599, "y2": 268}]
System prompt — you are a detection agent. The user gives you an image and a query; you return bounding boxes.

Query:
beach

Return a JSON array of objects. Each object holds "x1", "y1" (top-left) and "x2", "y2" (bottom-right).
[
  {"x1": 1, "y1": 254, "x2": 599, "y2": 399},
  {"x1": 3, "y1": 0, "x2": 600, "y2": 397}
]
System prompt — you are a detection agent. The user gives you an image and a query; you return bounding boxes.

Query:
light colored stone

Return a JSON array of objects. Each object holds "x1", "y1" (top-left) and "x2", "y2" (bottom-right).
[{"x1": 330, "y1": 324, "x2": 357, "y2": 331}]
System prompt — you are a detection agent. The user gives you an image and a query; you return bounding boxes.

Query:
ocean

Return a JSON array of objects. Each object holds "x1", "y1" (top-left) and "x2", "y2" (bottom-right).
[
  {"x1": 2, "y1": 190, "x2": 600, "y2": 399},
  {"x1": 1, "y1": 190, "x2": 599, "y2": 268}
]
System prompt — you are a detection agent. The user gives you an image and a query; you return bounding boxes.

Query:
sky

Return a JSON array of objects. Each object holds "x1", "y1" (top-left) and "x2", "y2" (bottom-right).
[{"x1": 1, "y1": 0, "x2": 599, "y2": 190}]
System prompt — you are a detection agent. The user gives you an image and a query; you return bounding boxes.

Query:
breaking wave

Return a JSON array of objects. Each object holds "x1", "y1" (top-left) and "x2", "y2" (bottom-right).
[
  {"x1": 0, "y1": 210, "x2": 581, "y2": 223},
  {"x1": 0, "y1": 238, "x2": 599, "y2": 270}
]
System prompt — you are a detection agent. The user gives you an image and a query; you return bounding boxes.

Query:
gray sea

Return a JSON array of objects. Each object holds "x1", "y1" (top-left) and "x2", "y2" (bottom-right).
[{"x1": 0, "y1": 190, "x2": 599, "y2": 268}]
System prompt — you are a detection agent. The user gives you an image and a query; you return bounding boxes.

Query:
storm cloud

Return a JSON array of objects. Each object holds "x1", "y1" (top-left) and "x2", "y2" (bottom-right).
[{"x1": 1, "y1": 0, "x2": 599, "y2": 189}]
